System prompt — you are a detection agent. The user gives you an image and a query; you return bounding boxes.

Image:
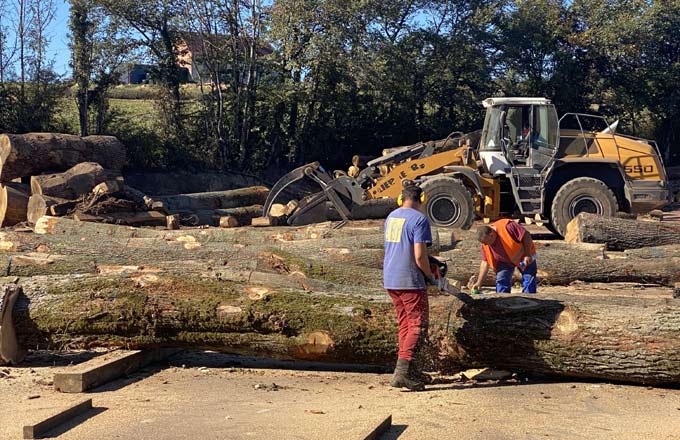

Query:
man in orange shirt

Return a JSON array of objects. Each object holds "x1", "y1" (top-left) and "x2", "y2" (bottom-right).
[{"x1": 470, "y1": 219, "x2": 537, "y2": 294}]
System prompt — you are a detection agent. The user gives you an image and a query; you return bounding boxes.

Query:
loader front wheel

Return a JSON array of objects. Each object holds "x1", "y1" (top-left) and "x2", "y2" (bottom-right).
[
  {"x1": 420, "y1": 177, "x2": 475, "y2": 229},
  {"x1": 550, "y1": 177, "x2": 618, "y2": 237}
]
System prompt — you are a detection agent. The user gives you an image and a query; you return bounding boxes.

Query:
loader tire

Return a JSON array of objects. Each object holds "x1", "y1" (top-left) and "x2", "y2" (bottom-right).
[
  {"x1": 419, "y1": 177, "x2": 475, "y2": 229},
  {"x1": 550, "y1": 177, "x2": 618, "y2": 237}
]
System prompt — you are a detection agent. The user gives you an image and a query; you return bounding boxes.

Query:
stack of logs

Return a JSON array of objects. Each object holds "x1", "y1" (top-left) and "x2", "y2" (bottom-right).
[
  {"x1": 0, "y1": 133, "x2": 277, "y2": 229},
  {"x1": 2, "y1": 214, "x2": 678, "y2": 385}
]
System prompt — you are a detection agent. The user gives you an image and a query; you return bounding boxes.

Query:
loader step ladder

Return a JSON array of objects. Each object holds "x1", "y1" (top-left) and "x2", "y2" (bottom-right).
[{"x1": 509, "y1": 167, "x2": 544, "y2": 215}]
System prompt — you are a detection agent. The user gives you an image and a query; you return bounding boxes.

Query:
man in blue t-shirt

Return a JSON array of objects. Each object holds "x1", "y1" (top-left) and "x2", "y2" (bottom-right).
[{"x1": 383, "y1": 183, "x2": 435, "y2": 391}]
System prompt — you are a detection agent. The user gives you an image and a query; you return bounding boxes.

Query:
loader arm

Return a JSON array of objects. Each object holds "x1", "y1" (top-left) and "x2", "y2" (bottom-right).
[{"x1": 367, "y1": 148, "x2": 470, "y2": 199}]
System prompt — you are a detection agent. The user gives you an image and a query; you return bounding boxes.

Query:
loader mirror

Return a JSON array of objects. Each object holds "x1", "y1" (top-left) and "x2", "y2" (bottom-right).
[{"x1": 500, "y1": 110, "x2": 507, "y2": 135}]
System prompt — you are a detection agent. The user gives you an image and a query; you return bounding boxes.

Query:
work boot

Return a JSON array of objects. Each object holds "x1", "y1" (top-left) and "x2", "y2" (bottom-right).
[{"x1": 390, "y1": 358, "x2": 425, "y2": 391}]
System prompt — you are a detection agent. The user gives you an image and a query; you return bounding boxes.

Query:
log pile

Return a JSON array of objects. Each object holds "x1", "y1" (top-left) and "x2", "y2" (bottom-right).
[
  {"x1": 0, "y1": 217, "x2": 676, "y2": 384},
  {"x1": 0, "y1": 132, "x2": 273, "y2": 228}
]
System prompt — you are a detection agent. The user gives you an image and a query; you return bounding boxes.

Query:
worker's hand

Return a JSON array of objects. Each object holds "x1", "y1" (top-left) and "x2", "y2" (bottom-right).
[
  {"x1": 522, "y1": 256, "x2": 533, "y2": 268},
  {"x1": 430, "y1": 264, "x2": 441, "y2": 280},
  {"x1": 426, "y1": 274, "x2": 437, "y2": 286}
]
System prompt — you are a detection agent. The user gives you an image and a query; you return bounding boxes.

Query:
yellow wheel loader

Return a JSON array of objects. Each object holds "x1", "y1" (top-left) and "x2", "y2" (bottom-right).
[{"x1": 264, "y1": 97, "x2": 671, "y2": 236}]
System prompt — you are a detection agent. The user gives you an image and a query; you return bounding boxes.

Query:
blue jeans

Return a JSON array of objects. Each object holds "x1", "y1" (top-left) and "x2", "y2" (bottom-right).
[{"x1": 495, "y1": 261, "x2": 537, "y2": 293}]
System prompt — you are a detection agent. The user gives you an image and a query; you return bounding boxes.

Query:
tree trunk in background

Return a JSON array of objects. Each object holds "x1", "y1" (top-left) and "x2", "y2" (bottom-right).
[
  {"x1": 30, "y1": 162, "x2": 121, "y2": 199},
  {"x1": 441, "y1": 240, "x2": 680, "y2": 286},
  {"x1": 566, "y1": 213, "x2": 680, "y2": 250},
  {"x1": 0, "y1": 133, "x2": 126, "y2": 181},
  {"x1": 157, "y1": 187, "x2": 269, "y2": 211}
]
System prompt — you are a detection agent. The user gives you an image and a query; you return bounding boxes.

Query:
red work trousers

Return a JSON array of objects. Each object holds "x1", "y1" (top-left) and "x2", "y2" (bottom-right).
[{"x1": 387, "y1": 289, "x2": 429, "y2": 361}]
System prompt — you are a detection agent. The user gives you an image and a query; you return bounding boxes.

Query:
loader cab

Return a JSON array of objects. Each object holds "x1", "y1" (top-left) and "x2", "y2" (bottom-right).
[{"x1": 479, "y1": 98, "x2": 559, "y2": 175}]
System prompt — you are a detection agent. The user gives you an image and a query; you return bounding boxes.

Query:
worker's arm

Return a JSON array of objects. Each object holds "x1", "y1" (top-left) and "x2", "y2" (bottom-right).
[
  {"x1": 521, "y1": 230, "x2": 534, "y2": 266},
  {"x1": 414, "y1": 242, "x2": 434, "y2": 282},
  {"x1": 472, "y1": 260, "x2": 489, "y2": 289}
]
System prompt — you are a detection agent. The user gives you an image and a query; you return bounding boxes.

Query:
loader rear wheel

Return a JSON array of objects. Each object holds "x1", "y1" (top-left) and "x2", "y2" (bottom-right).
[
  {"x1": 550, "y1": 177, "x2": 618, "y2": 237},
  {"x1": 420, "y1": 177, "x2": 475, "y2": 229}
]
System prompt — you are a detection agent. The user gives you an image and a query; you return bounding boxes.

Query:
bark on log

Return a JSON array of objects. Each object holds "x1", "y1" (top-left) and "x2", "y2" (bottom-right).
[
  {"x1": 0, "y1": 133, "x2": 126, "y2": 182},
  {"x1": 157, "y1": 187, "x2": 269, "y2": 212},
  {"x1": 30, "y1": 162, "x2": 121, "y2": 199},
  {"x1": 0, "y1": 183, "x2": 29, "y2": 227},
  {"x1": 440, "y1": 240, "x2": 680, "y2": 287},
  {"x1": 73, "y1": 211, "x2": 167, "y2": 227},
  {"x1": 9, "y1": 274, "x2": 680, "y2": 385},
  {"x1": 175, "y1": 205, "x2": 265, "y2": 227},
  {"x1": 218, "y1": 216, "x2": 239, "y2": 228},
  {"x1": 28, "y1": 214, "x2": 680, "y2": 286},
  {"x1": 92, "y1": 179, "x2": 124, "y2": 196},
  {"x1": 566, "y1": 213, "x2": 680, "y2": 251}
]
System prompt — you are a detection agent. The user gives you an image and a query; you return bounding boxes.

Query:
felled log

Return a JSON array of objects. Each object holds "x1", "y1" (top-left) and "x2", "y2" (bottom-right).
[
  {"x1": 166, "y1": 214, "x2": 180, "y2": 230},
  {"x1": 92, "y1": 179, "x2": 124, "y2": 196},
  {"x1": 10, "y1": 274, "x2": 680, "y2": 385},
  {"x1": 441, "y1": 240, "x2": 680, "y2": 287},
  {"x1": 175, "y1": 205, "x2": 265, "y2": 227},
  {"x1": 0, "y1": 133, "x2": 126, "y2": 182},
  {"x1": 73, "y1": 211, "x2": 167, "y2": 227},
  {"x1": 566, "y1": 213, "x2": 680, "y2": 251},
  {"x1": 28, "y1": 194, "x2": 65, "y2": 225},
  {"x1": 0, "y1": 183, "x2": 30, "y2": 227},
  {"x1": 218, "y1": 216, "x2": 239, "y2": 228},
  {"x1": 30, "y1": 162, "x2": 121, "y2": 199},
  {"x1": 157, "y1": 186, "x2": 269, "y2": 212}
]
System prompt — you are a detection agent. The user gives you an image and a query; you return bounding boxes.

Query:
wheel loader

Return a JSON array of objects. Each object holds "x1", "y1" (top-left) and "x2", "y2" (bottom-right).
[{"x1": 264, "y1": 97, "x2": 671, "y2": 236}]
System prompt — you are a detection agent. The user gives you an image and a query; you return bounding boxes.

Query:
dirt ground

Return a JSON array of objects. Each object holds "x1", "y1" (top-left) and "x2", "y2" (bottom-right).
[{"x1": 2, "y1": 333, "x2": 679, "y2": 439}]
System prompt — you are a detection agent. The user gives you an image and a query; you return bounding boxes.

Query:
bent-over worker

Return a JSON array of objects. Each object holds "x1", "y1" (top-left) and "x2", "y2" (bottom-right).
[
  {"x1": 471, "y1": 219, "x2": 537, "y2": 294},
  {"x1": 383, "y1": 183, "x2": 436, "y2": 392}
]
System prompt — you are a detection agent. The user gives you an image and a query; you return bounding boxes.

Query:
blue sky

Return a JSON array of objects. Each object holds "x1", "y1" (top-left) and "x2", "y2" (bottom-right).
[{"x1": 50, "y1": 0, "x2": 71, "y2": 75}]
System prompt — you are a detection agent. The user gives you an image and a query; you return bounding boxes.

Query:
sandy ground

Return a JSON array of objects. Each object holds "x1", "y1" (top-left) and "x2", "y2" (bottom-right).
[{"x1": 1, "y1": 349, "x2": 679, "y2": 440}]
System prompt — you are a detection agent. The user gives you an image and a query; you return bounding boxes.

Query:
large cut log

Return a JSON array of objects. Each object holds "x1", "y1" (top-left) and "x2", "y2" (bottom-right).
[
  {"x1": 0, "y1": 183, "x2": 29, "y2": 227},
  {"x1": 30, "y1": 162, "x2": 121, "y2": 199},
  {"x1": 157, "y1": 187, "x2": 269, "y2": 212},
  {"x1": 10, "y1": 274, "x2": 680, "y2": 385},
  {"x1": 28, "y1": 194, "x2": 60, "y2": 225},
  {"x1": 565, "y1": 212, "x2": 680, "y2": 251},
  {"x1": 440, "y1": 240, "x2": 680, "y2": 287},
  {"x1": 74, "y1": 210, "x2": 167, "y2": 227},
  {"x1": 21, "y1": 215, "x2": 680, "y2": 290},
  {"x1": 0, "y1": 133, "x2": 126, "y2": 182},
  {"x1": 176, "y1": 205, "x2": 264, "y2": 227}
]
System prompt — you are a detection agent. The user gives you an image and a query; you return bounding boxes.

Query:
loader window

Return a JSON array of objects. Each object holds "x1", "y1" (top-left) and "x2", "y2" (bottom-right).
[
  {"x1": 480, "y1": 107, "x2": 502, "y2": 151},
  {"x1": 529, "y1": 105, "x2": 559, "y2": 170}
]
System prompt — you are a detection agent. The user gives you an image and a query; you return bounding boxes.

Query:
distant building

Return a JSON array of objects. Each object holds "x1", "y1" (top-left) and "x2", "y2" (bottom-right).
[
  {"x1": 118, "y1": 63, "x2": 156, "y2": 85},
  {"x1": 176, "y1": 32, "x2": 274, "y2": 84}
]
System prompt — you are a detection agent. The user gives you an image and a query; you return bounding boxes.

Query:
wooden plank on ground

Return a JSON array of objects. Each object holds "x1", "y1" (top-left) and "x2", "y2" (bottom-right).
[
  {"x1": 360, "y1": 414, "x2": 392, "y2": 440},
  {"x1": 53, "y1": 348, "x2": 180, "y2": 393},
  {"x1": 23, "y1": 398, "x2": 92, "y2": 439}
]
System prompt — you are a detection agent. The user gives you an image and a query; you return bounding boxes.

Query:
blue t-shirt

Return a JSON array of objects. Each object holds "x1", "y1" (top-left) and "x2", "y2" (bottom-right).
[{"x1": 383, "y1": 208, "x2": 433, "y2": 289}]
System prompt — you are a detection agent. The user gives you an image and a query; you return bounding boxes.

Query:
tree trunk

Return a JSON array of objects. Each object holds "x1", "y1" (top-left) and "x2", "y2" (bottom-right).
[
  {"x1": 27, "y1": 194, "x2": 70, "y2": 226},
  {"x1": 0, "y1": 183, "x2": 30, "y2": 227},
  {"x1": 174, "y1": 205, "x2": 265, "y2": 227},
  {"x1": 73, "y1": 211, "x2": 167, "y2": 227},
  {"x1": 8, "y1": 274, "x2": 680, "y2": 385},
  {"x1": 30, "y1": 162, "x2": 121, "y2": 199},
  {"x1": 0, "y1": 133, "x2": 126, "y2": 181},
  {"x1": 566, "y1": 213, "x2": 680, "y2": 251},
  {"x1": 441, "y1": 240, "x2": 680, "y2": 287},
  {"x1": 157, "y1": 187, "x2": 269, "y2": 212}
]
